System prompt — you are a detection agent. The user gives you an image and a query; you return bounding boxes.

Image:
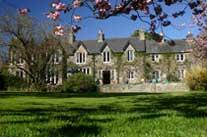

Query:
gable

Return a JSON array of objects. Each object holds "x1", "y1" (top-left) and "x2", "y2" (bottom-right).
[
  {"x1": 75, "y1": 44, "x2": 88, "y2": 53},
  {"x1": 101, "y1": 44, "x2": 111, "y2": 53},
  {"x1": 124, "y1": 44, "x2": 135, "y2": 52}
]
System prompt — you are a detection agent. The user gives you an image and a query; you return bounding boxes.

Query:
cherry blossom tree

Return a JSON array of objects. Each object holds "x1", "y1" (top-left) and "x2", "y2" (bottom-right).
[
  {"x1": 37, "y1": 0, "x2": 206, "y2": 43},
  {"x1": 186, "y1": 1, "x2": 207, "y2": 60}
]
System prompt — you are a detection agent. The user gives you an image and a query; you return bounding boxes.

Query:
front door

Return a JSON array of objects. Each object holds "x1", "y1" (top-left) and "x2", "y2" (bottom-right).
[{"x1": 102, "y1": 71, "x2": 110, "y2": 84}]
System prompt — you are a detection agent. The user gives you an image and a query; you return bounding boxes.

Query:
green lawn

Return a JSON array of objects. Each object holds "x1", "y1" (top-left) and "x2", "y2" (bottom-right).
[{"x1": 0, "y1": 92, "x2": 207, "y2": 137}]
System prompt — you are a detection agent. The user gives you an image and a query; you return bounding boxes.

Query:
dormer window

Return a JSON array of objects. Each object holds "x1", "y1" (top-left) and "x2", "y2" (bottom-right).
[
  {"x1": 176, "y1": 53, "x2": 185, "y2": 62},
  {"x1": 127, "y1": 50, "x2": 134, "y2": 61},
  {"x1": 103, "y1": 51, "x2": 110, "y2": 63},
  {"x1": 76, "y1": 52, "x2": 86, "y2": 64},
  {"x1": 152, "y1": 54, "x2": 159, "y2": 62}
]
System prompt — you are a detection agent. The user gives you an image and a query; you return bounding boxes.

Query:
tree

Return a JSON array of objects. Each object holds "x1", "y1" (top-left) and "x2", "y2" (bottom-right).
[
  {"x1": 41, "y1": 0, "x2": 207, "y2": 42},
  {"x1": 186, "y1": 4, "x2": 207, "y2": 64},
  {"x1": 131, "y1": 29, "x2": 154, "y2": 40},
  {"x1": 0, "y1": 13, "x2": 64, "y2": 88}
]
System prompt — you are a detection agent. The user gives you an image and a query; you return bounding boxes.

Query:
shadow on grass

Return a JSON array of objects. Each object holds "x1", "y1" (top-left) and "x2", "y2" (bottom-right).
[
  {"x1": 1, "y1": 92, "x2": 207, "y2": 136},
  {"x1": 0, "y1": 110, "x2": 108, "y2": 137},
  {"x1": 130, "y1": 92, "x2": 207, "y2": 118},
  {"x1": 46, "y1": 123, "x2": 101, "y2": 137},
  {"x1": 0, "y1": 91, "x2": 160, "y2": 98}
]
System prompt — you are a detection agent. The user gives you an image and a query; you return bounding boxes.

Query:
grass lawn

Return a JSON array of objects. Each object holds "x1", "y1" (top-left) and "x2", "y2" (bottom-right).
[{"x1": 0, "y1": 92, "x2": 207, "y2": 137}]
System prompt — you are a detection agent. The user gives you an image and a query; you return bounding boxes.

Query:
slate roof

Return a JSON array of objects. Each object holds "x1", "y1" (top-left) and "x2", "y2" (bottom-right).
[
  {"x1": 65, "y1": 37, "x2": 191, "y2": 55},
  {"x1": 146, "y1": 40, "x2": 192, "y2": 53}
]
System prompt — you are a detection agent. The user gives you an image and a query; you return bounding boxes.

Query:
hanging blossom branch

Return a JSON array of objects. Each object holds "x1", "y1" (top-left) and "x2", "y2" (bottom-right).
[
  {"x1": 17, "y1": 0, "x2": 207, "y2": 43},
  {"x1": 186, "y1": 1, "x2": 207, "y2": 59}
]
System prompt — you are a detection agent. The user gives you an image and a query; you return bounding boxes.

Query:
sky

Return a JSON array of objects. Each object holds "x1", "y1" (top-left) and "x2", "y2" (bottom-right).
[{"x1": 0, "y1": 0, "x2": 200, "y2": 41}]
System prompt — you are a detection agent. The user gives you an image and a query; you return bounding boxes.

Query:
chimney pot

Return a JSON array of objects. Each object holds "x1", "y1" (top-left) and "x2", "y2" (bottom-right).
[{"x1": 97, "y1": 30, "x2": 105, "y2": 43}]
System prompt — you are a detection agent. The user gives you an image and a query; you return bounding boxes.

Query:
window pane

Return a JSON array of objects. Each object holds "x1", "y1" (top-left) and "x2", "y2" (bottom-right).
[
  {"x1": 152, "y1": 55, "x2": 155, "y2": 61},
  {"x1": 181, "y1": 54, "x2": 183, "y2": 60},
  {"x1": 80, "y1": 53, "x2": 83, "y2": 63},
  {"x1": 103, "y1": 52, "x2": 106, "y2": 62},
  {"x1": 176, "y1": 54, "x2": 179, "y2": 60},
  {"x1": 107, "y1": 52, "x2": 110, "y2": 62}
]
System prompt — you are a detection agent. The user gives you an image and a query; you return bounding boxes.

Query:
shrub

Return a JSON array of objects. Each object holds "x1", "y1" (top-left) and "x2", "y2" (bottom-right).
[
  {"x1": 185, "y1": 66, "x2": 207, "y2": 91},
  {"x1": 0, "y1": 71, "x2": 28, "y2": 91},
  {"x1": 62, "y1": 73, "x2": 97, "y2": 92}
]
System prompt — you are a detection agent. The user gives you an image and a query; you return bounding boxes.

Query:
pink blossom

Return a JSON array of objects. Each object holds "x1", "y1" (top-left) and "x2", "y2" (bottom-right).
[
  {"x1": 52, "y1": 2, "x2": 67, "y2": 11},
  {"x1": 54, "y1": 25, "x2": 64, "y2": 36},
  {"x1": 73, "y1": 15, "x2": 82, "y2": 21},
  {"x1": 17, "y1": 8, "x2": 30, "y2": 16},
  {"x1": 47, "y1": 11, "x2": 60, "y2": 20}
]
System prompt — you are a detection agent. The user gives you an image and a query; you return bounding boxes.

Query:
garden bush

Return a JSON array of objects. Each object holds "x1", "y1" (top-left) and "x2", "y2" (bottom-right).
[
  {"x1": 185, "y1": 66, "x2": 207, "y2": 91},
  {"x1": 62, "y1": 73, "x2": 97, "y2": 92},
  {"x1": 0, "y1": 71, "x2": 28, "y2": 90}
]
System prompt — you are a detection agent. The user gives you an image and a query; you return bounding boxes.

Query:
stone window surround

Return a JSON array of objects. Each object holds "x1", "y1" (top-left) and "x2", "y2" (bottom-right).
[
  {"x1": 127, "y1": 50, "x2": 135, "y2": 62},
  {"x1": 128, "y1": 70, "x2": 135, "y2": 80},
  {"x1": 46, "y1": 69, "x2": 59, "y2": 85},
  {"x1": 152, "y1": 70, "x2": 161, "y2": 81},
  {"x1": 176, "y1": 53, "x2": 185, "y2": 62},
  {"x1": 102, "y1": 46, "x2": 111, "y2": 63},
  {"x1": 80, "y1": 67, "x2": 90, "y2": 75},
  {"x1": 76, "y1": 52, "x2": 87, "y2": 64},
  {"x1": 151, "y1": 53, "x2": 160, "y2": 62}
]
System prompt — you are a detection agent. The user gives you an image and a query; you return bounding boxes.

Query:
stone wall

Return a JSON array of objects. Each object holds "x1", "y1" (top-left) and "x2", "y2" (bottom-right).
[{"x1": 100, "y1": 83, "x2": 189, "y2": 93}]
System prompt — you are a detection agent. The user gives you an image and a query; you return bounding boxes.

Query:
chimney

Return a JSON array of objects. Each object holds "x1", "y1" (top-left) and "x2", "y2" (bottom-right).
[
  {"x1": 160, "y1": 32, "x2": 164, "y2": 44},
  {"x1": 68, "y1": 27, "x2": 75, "y2": 44},
  {"x1": 97, "y1": 30, "x2": 105, "y2": 43},
  {"x1": 139, "y1": 29, "x2": 145, "y2": 40}
]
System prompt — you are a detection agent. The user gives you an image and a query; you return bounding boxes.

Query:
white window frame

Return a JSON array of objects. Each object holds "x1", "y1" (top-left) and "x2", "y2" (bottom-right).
[
  {"x1": 81, "y1": 67, "x2": 90, "y2": 75},
  {"x1": 176, "y1": 53, "x2": 185, "y2": 62},
  {"x1": 47, "y1": 69, "x2": 59, "y2": 85},
  {"x1": 152, "y1": 54, "x2": 159, "y2": 62},
  {"x1": 76, "y1": 52, "x2": 86, "y2": 64},
  {"x1": 103, "y1": 51, "x2": 111, "y2": 63},
  {"x1": 152, "y1": 71, "x2": 160, "y2": 81},
  {"x1": 54, "y1": 53, "x2": 60, "y2": 64},
  {"x1": 128, "y1": 71, "x2": 135, "y2": 80},
  {"x1": 127, "y1": 50, "x2": 134, "y2": 61}
]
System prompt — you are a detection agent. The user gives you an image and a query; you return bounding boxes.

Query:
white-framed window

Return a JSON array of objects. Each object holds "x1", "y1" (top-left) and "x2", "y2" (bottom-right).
[
  {"x1": 127, "y1": 50, "x2": 134, "y2": 61},
  {"x1": 128, "y1": 71, "x2": 135, "y2": 80},
  {"x1": 81, "y1": 67, "x2": 90, "y2": 75},
  {"x1": 17, "y1": 57, "x2": 24, "y2": 64},
  {"x1": 54, "y1": 53, "x2": 60, "y2": 64},
  {"x1": 46, "y1": 69, "x2": 59, "y2": 85},
  {"x1": 176, "y1": 53, "x2": 185, "y2": 62},
  {"x1": 16, "y1": 69, "x2": 24, "y2": 78},
  {"x1": 152, "y1": 54, "x2": 159, "y2": 62},
  {"x1": 152, "y1": 71, "x2": 160, "y2": 80},
  {"x1": 76, "y1": 52, "x2": 86, "y2": 64},
  {"x1": 177, "y1": 69, "x2": 185, "y2": 80},
  {"x1": 103, "y1": 51, "x2": 110, "y2": 63}
]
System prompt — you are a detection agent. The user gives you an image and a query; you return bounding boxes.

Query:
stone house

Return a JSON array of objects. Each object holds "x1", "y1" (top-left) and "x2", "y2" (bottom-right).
[{"x1": 9, "y1": 31, "x2": 193, "y2": 85}]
